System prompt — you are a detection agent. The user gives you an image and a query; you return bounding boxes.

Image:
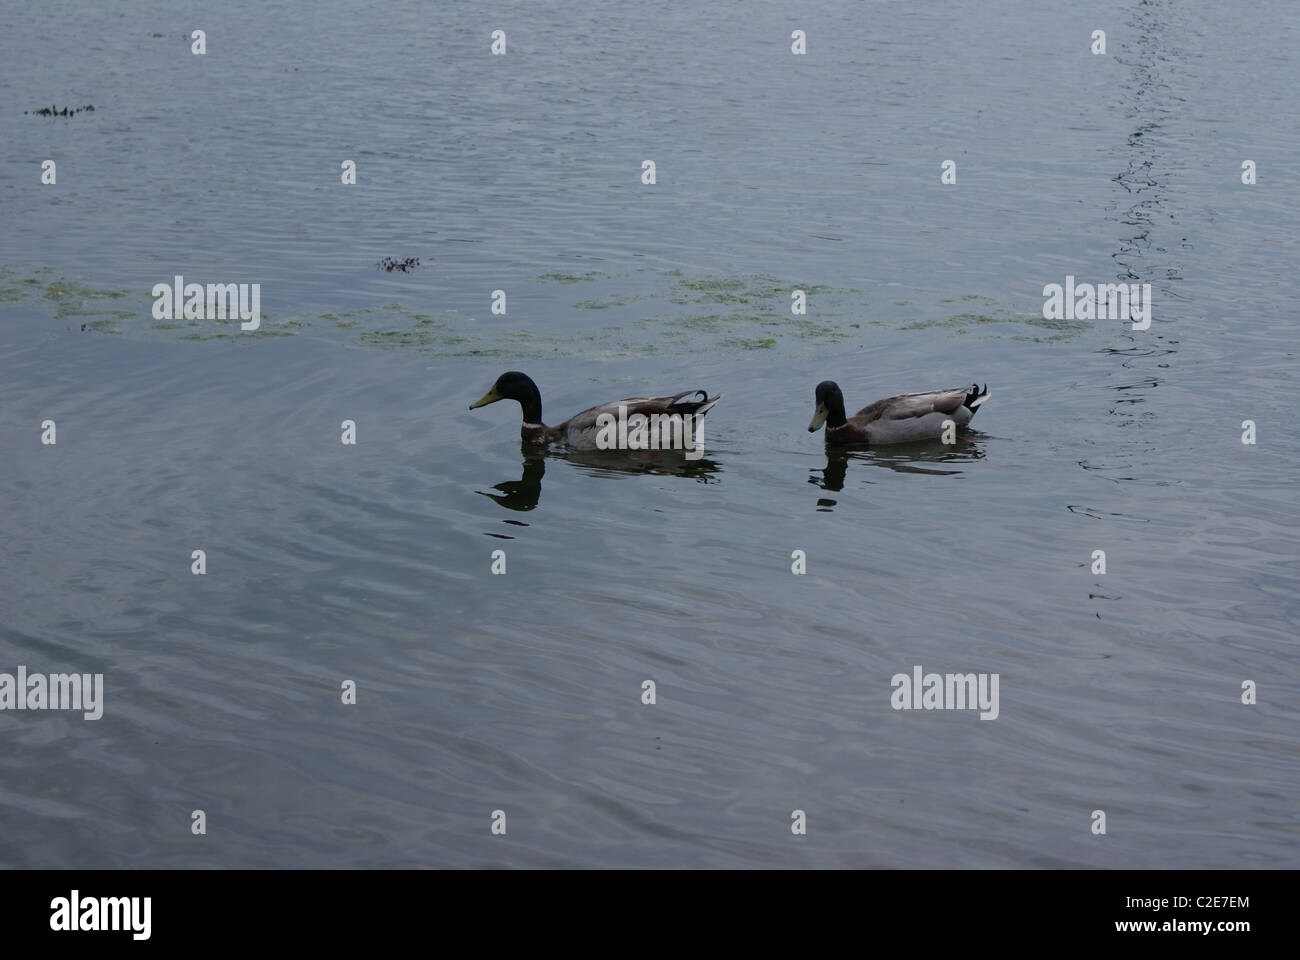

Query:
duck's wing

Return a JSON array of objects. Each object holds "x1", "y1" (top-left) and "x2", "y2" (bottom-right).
[
  {"x1": 855, "y1": 388, "x2": 971, "y2": 424},
  {"x1": 561, "y1": 390, "x2": 721, "y2": 432}
]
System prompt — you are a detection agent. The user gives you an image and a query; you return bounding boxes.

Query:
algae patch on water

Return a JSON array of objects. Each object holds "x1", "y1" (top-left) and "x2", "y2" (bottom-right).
[
  {"x1": 0, "y1": 265, "x2": 1076, "y2": 357},
  {"x1": 17, "y1": 270, "x2": 136, "y2": 331},
  {"x1": 611, "y1": 273, "x2": 867, "y2": 348},
  {"x1": 573, "y1": 291, "x2": 644, "y2": 310},
  {"x1": 357, "y1": 312, "x2": 655, "y2": 359},
  {"x1": 536, "y1": 271, "x2": 608, "y2": 284},
  {"x1": 665, "y1": 273, "x2": 845, "y2": 308},
  {"x1": 321, "y1": 307, "x2": 382, "y2": 329},
  {"x1": 901, "y1": 294, "x2": 1089, "y2": 342},
  {"x1": 0, "y1": 267, "x2": 313, "y2": 340},
  {"x1": 179, "y1": 330, "x2": 294, "y2": 341}
]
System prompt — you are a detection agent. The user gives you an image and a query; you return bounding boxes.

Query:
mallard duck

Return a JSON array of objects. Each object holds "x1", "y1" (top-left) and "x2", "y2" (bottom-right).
[
  {"x1": 470, "y1": 371, "x2": 721, "y2": 451},
  {"x1": 808, "y1": 380, "x2": 990, "y2": 445}
]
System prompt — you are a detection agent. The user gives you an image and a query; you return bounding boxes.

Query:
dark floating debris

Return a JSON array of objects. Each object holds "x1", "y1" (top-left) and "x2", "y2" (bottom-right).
[
  {"x1": 28, "y1": 104, "x2": 95, "y2": 117},
  {"x1": 377, "y1": 256, "x2": 420, "y2": 273}
]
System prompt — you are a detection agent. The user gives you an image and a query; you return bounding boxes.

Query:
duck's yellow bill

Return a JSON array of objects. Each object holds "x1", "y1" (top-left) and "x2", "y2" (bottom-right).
[
  {"x1": 808, "y1": 404, "x2": 828, "y2": 432},
  {"x1": 469, "y1": 386, "x2": 501, "y2": 409}
]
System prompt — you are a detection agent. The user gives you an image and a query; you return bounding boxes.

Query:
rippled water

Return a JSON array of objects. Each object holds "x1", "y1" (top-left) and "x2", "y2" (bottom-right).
[{"x1": 1, "y1": 0, "x2": 1297, "y2": 867}]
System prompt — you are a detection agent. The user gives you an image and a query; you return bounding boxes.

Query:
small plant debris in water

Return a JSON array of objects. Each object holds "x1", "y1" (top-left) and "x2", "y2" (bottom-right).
[
  {"x1": 28, "y1": 104, "x2": 95, "y2": 117},
  {"x1": 377, "y1": 256, "x2": 420, "y2": 273}
]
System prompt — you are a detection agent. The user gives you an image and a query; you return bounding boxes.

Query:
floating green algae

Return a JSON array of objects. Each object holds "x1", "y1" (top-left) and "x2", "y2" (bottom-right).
[
  {"x1": 322, "y1": 307, "x2": 380, "y2": 329},
  {"x1": 40, "y1": 276, "x2": 133, "y2": 327},
  {"x1": 573, "y1": 291, "x2": 644, "y2": 309},
  {"x1": 536, "y1": 271, "x2": 607, "y2": 283},
  {"x1": 899, "y1": 296, "x2": 1089, "y2": 341},
  {"x1": 42, "y1": 279, "x2": 130, "y2": 302},
  {"x1": 178, "y1": 329, "x2": 294, "y2": 340},
  {"x1": 666, "y1": 273, "x2": 844, "y2": 307},
  {"x1": 902, "y1": 312, "x2": 1010, "y2": 330},
  {"x1": 0, "y1": 265, "x2": 1078, "y2": 356},
  {"x1": 0, "y1": 267, "x2": 313, "y2": 338}
]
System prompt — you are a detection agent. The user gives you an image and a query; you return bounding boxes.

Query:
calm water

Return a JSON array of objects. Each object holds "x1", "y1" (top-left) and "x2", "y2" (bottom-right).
[{"x1": 1, "y1": 0, "x2": 1297, "y2": 867}]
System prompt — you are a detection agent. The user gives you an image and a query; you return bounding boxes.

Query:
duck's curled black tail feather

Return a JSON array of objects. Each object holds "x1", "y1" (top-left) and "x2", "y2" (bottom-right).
[{"x1": 965, "y1": 382, "x2": 991, "y2": 416}]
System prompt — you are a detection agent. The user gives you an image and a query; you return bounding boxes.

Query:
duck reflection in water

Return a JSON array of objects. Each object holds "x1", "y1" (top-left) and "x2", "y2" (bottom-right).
[
  {"x1": 809, "y1": 438, "x2": 987, "y2": 509},
  {"x1": 477, "y1": 452, "x2": 547, "y2": 511},
  {"x1": 478, "y1": 445, "x2": 723, "y2": 512}
]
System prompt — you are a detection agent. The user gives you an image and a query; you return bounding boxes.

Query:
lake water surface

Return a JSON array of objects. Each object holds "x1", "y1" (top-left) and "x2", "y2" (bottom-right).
[{"x1": 1, "y1": 0, "x2": 1297, "y2": 867}]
